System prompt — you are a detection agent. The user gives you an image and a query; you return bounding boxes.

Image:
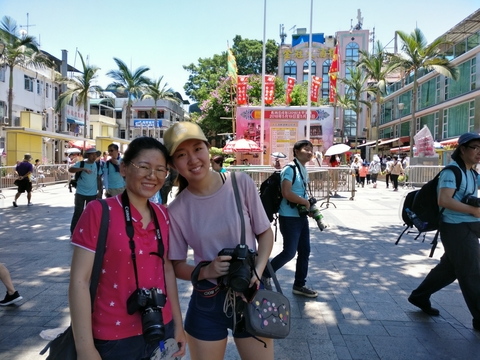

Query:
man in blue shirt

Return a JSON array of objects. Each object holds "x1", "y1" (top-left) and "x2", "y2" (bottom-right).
[
  {"x1": 409, "y1": 133, "x2": 480, "y2": 331},
  {"x1": 263, "y1": 140, "x2": 318, "y2": 298},
  {"x1": 104, "y1": 143, "x2": 126, "y2": 198},
  {"x1": 68, "y1": 148, "x2": 103, "y2": 235}
]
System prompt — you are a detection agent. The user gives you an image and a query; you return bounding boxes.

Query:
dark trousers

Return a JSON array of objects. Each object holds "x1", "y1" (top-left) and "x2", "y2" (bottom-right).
[
  {"x1": 391, "y1": 174, "x2": 399, "y2": 190},
  {"x1": 410, "y1": 222, "x2": 480, "y2": 320},
  {"x1": 370, "y1": 173, "x2": 378, "y2": 184},
  {"x1": 70, "y1": 193, "x2": 97, "y2": 234},
  {"x1": 359, "y1": 177, "x2": 366, "y2": 187},
  {"x1": 266, "y1": 216, "x2": 311, "y2": 288},
  {"x1": 385, "y1": 173, "x2": 391, "y2": 187}
]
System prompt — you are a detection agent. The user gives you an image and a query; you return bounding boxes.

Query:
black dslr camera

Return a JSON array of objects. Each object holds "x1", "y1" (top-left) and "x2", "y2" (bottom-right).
[
  {"x1": 462, "y1": 195, "x2": 480, "y2": 207},
  {"x1": 218, "y1": 244, "x2": 256, "y2": 293},
  {"x1": 127, "y1": 287, "x2": 166, "y2": 344}
]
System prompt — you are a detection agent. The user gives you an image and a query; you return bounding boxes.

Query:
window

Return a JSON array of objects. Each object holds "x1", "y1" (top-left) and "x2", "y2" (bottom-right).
[
  {"x1": 54, "y1": 86, "x2": 58, "y2": 100},
  {"x1": 36, "y1": 80, "x2": 43, "y2": 95},
  {"x1": 46, "y1": 84, "x2": 49, "y2": 98},
  {"x1": 445, "y1": 58, "x2": 476, "y2": 99},
  {"x1": 344, "y1": 109, "x2": 356, "y2": 137},
  {"x1": 24, "y1": 75, "x2": 34, "y2": 92},
  {"x1": 284, "y1": 60, "x2": 297, "y2": 81},
  {"x1": 401, "y1": 122, "x2": 410, "y2": 136},
  {"x1": 322, "y1": 60, "x2": 331, "y2": 99},
  {"x1": 0, "y1": 67, "x2": 5, "y2": 82},
  {"x1": 418, "y1": 77, "x2": 439, "y2": 110},
  {"x1": 443, "y1": 101, "x2": 474, "y2": 138},
  {"x1": 302, "y1": 60, "x2": 316, "y2": 82},
  {"x1": 345, "y1": 42, "x2": 359, "y2": 66}
]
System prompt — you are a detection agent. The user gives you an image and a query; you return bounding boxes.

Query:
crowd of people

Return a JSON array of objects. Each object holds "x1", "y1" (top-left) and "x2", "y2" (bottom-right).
[{"x1": 4, "y1": 131, "x2": 480, "y2": 359}]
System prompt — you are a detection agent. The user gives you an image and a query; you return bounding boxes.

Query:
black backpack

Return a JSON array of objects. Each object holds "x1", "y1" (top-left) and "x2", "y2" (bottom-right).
[
  {"x1": 396, "y1": 165, "x2": 463, "y2": 257},
  {"x1": 259, "y1": 164, "x2": 296, "y2": 223}
]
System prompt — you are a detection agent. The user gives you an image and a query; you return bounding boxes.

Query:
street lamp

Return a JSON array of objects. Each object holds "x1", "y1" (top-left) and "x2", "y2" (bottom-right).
[{"x1": 397, "y1": 102, "x2": 405, "y2": 154}]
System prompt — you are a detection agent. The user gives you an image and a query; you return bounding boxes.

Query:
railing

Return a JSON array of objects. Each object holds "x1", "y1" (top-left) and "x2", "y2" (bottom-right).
[
  {"x1": 229, "y1": 165, "x2": 356, "y2": 208},
  {"x1": 403, "y1": 165, "x2": 445, "y2": 188},
  {"x1": 0, "y1": 164, "x2": 71, "y2": 194}
]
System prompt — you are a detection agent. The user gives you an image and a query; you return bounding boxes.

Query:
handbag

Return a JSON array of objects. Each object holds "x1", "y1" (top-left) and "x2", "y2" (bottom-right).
[
  {"x1": 40, "y1": 200, "x2": 110, "y2": 359},
  {"x1": 231, "y1": 172, "x2": 291, "y2": 339}
]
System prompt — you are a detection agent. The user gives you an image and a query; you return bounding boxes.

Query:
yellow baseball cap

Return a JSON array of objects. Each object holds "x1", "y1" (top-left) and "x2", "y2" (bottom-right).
[{"x1": 164, "y1": 122, "x2": 208, "y2": 155}]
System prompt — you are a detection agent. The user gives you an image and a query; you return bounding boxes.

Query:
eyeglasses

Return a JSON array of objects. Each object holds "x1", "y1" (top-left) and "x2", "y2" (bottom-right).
[
  {"x1": 130, "y1": 162, "x2": 167, "y2": 177},
  {"x1": 466, "y1": 145, "x2": 480, "y2": 153}
]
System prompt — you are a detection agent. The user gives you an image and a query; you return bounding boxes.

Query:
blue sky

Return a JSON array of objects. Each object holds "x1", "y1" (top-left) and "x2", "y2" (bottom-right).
[{"x1": 2, "y1": 0, "x2": 479, "y2": 102}]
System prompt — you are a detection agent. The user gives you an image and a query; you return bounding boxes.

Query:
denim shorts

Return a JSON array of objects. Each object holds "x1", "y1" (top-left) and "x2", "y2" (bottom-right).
[
  {"x1": 94, "y1": 321, "x2": 174, "y2": 360},
  {"x1": 184, "y1": 280, "x2": 252, "y2": 341}
]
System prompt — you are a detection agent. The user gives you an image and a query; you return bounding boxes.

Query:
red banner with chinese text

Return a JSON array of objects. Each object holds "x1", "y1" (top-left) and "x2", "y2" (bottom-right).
[
  {"x1": 237, "y1": 76, "x2": 248, "y2": 105},
  {"x1": 310, "y1": 76, "x2": 322, "y2": 102},
  {"x1": 286, "y1": 77, "x2": 295, "y2": 105},
  {"x1": 264, "y1": 75, "x2": 276, "y2": 104}
]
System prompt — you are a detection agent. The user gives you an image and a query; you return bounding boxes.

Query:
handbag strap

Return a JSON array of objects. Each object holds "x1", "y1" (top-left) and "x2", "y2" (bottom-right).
[
  {"x1": 89, "y1": 199, "x2": 110, "y2": 311},
  {"x1": 231, "y1": 172, "x2": 283, "y2": 294}
]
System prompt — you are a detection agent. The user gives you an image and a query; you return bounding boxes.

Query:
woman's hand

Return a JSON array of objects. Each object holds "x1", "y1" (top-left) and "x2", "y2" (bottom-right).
[
  {"x1": 203, "y1": 255, "x2": 232, "y2": 279},
  {"x1": 172, "y1": 328, "x2": 187, "y2": 358},
  {"x1": 77, "y1": 346, "x2": 101, "y2": 360}
]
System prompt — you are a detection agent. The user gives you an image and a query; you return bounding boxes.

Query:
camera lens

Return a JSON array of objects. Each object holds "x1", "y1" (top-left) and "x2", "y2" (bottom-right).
[
  {"x1": 142, "y1": 308, "x2": 165, "y2": 344},
  {"x1": 228, "y1": 262, "x2": 251, "y2": 292}
]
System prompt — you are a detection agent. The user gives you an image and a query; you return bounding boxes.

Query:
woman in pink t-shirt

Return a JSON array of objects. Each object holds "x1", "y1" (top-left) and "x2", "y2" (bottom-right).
[
  {"x1": 69, "y1": 137, "x2": 186, "y2": 360},
  {"x1": 164, "y1": 122, "x2": 274, "y2": 360}
]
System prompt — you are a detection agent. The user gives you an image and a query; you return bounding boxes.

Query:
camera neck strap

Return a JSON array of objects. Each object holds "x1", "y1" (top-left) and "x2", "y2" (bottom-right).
[
  {"x1": 121, "y1": 190, "x2": 166, "y2": 292},
  {"x1": 231, "y1": 172, "x2": 245, "y2": 246},
  {"x1": 293, "y1": 158, "x2": 312, "y2": 198}
]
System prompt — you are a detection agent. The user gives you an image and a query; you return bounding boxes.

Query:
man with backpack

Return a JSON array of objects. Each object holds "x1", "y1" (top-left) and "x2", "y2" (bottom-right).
[
  {"x1": 104, "y1": 143, "x2": 126, "y2": 198},
  {"x1": 408, "y1": 133, "x2": 480, "y2": 331},
  {"x1": 68, "y1": 148, "x2": 103, "y2": 235},
  {"x1": 262, "y1": 140, "x2": 318, "y2": 298}
]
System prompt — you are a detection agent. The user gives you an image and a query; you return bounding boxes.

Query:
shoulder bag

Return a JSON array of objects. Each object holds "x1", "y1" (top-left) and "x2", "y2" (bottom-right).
[
  {"x1": 40, "y1": 200, "x2": 110, "y2": 360},
  {"x1": 231, "y1": 172, "x2": 291, "y2": 340}
]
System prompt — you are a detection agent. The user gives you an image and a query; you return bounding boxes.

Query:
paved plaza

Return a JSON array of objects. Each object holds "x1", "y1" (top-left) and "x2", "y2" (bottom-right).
[{"x1": 1, "y1": 181, "x2": 480, "y2": 359}]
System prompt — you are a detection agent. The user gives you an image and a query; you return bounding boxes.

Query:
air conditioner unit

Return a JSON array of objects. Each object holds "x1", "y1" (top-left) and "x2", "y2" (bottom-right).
[{"x1": 2, "y1": 116, "x2": 8, "y2": 124}]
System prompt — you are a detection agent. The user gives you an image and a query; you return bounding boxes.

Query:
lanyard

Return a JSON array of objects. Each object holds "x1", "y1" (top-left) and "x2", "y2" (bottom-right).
[
  {"x1": 121, "y1": 190, "x2": 166, "y2": 292},
  {"x1": 293, "y1": 158, "x2": 311, "y2": 198}
]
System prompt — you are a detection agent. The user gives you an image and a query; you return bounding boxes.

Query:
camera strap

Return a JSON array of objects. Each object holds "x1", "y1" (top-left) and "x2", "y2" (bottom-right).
[
  {"x1": 293, "y1": 158, "x2": 312, "y2": 198},
  {"x1": 121, "y1": 190, "x2": 167, "y2": 293}
]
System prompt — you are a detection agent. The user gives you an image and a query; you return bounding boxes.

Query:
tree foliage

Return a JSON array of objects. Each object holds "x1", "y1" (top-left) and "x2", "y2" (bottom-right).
[{"x1": 183, "y1": 36, "x2": 279, "y2": 103}]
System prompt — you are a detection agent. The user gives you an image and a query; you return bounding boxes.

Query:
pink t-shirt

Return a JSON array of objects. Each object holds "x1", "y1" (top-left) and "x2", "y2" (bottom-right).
[
  {"x1": 71, "y1": 196, "x2": 173, "y2": 340},
  {"x1": 168, "y1": 172, "x2": 271, "y2": 269}
]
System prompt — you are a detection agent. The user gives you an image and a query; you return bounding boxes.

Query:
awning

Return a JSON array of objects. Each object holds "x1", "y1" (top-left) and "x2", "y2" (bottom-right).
[
  {"x1": 390, "y1": 146, "x2": 410, "y2": 153},
  {"x1": 67, "y1": 118, "x2": 84, "y2": 126},
  {"x1": 357, "y1": 140, "x2": 378, "y2": 148},
  {"x1": 378, "y1": 137, "x2": 399, "y2": 146},
  {"x1": 440, "y1": 137, "x2": 458, "y2": 146}
]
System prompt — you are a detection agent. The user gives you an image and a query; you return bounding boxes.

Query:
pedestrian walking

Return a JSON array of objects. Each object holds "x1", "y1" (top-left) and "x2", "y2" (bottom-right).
[
  {"x1": 13, "y1": 154, "x2": 34, "y2": 207},
  {"x1": 263, "y1": 139, "x2": 319, "y2": 298},
  {"x1": 103, "y1": 143, "x2": 126, "y2": 198},
  {"x1": 408, "y1": 132, "x2": 480, "y2": 332},
  {"x1": 0, "y1": 263, "x2": 22, "y2": 306}
]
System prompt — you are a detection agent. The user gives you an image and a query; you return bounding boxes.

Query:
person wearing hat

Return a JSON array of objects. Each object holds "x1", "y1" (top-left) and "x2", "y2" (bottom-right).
[
  {"x1": 164, "y1": 122, "x2": 274, "y2": 359},
  {"x1": 13, "y1": 154, "x2": 34, "y2": 207},
  {"x1": 210, "y1": 155, "x2": 226, "y2": 173},
  {"x1": 409, "y1": 132, "x2": 480, "y2": 331},
  {"x1": 68, "y1": 148, "x2": 103, "y2": 235}
]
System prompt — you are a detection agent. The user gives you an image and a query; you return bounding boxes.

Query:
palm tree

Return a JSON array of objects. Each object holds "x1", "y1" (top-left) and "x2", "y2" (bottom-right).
[
  {"x1": 396, "y1": 28, "x2": 458, "y2": 157},
  {"x1": 0, "y1": 16, "x2": 52, "y2": 125},
  {"x1": 357, "y1": 41, "x2": 403, "y2": 154},
  {"x1": 106, "y1": 58, "x2": 150, "y2": 140},
  {"x1": 141, "y1": 76, "x2": 179, "y2": 137},
  {"x1": 55, "y1": 51, "x2": 103, "y2": 144},
  {"x1": 340, "y1": 67, "x2": 371, "y2": 151}
]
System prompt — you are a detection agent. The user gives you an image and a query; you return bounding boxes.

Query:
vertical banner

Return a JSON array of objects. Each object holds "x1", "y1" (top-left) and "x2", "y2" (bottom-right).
[
  {"x1": 264, "y1": 75, "x2": 276, "y2": 105},
  {"x1": 237, "y1": 76, "x2": 248, "y2": 105},
  {"x1": 310, "y1": 76, "x2": 322, "y2": 102},
  {"x1": 228, "y1": 48, "x2": 238, "y2": 84},
  {"x1": 286, "y1": 77, "x2": 295, "y2": 105},
  {"x1": 328, "y1": 45, "x2": 339, "y2": 103}
]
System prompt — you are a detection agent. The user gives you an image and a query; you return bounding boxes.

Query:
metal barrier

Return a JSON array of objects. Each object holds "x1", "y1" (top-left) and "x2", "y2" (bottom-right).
[
  {"x1": 0, "y1": 164, "x2": 71, "y2": 196},
  {"x1": 403, "y1": 165, "x2": 445, "y2": 188},
  {"x1": 231, "y1": 165, "x2": 356, "y2": 208}
]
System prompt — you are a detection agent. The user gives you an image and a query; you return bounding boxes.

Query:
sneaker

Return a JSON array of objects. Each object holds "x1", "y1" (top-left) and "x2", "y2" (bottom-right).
[
  {"x1": 0, "y1": 291, "x2": 23, "y2": 306},
  {"x1": 261, "y1": 276, "x2": 273, "y2": 291},
  {"x1": 27, "y1": 202, "x2": 33, "y2": 206},
  {"x1": 408, "y1": 295, "x2": 440, "y2": 316},
  {"x1": 292, "y1": 285, "x2": 318, "y2": 298},
  {"x1": 12, "y1": 201, "x2": 18, "y2": 207}
]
